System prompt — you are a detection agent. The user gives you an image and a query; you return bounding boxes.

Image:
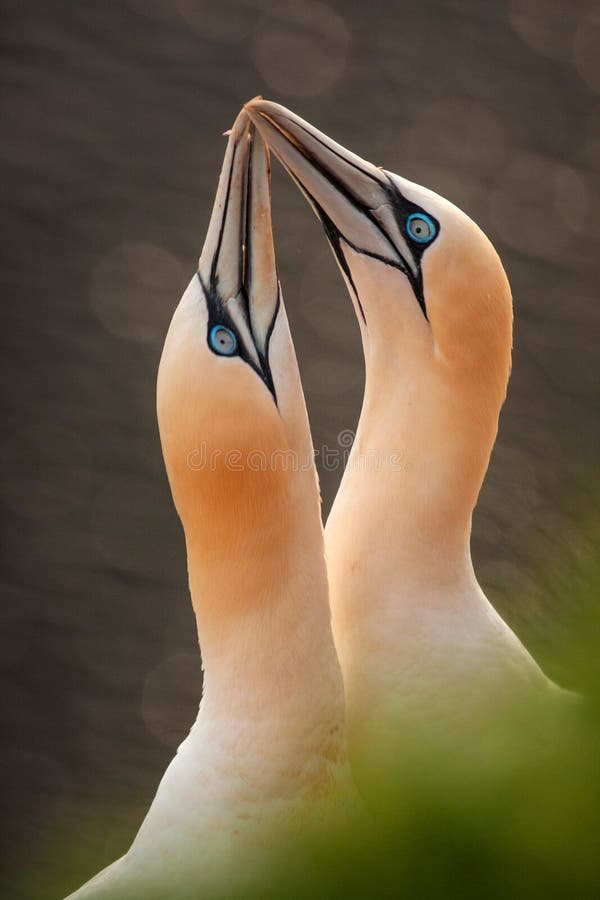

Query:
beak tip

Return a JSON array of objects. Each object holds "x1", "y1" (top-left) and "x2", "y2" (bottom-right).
[
  {"x1": 244, "y1": 96, "x2": 270, "y2": 122},
  {"x1": 223, "y1": 110, "x2": 253, "y2": 143}
]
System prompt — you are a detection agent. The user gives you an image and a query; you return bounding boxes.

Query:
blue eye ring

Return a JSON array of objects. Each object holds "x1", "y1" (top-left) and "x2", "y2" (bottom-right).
[
  {"x1": 209, "y1": 324, "x2": 237, "y2": 357},
  {"x1": 406, "y1": 212, "x2": 437, "y2": 244}
]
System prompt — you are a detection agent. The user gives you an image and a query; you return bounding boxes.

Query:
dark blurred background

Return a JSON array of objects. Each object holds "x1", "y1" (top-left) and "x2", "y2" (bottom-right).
[{"x1": 1, "y1": 0, "x2": 598, "y2": 895}]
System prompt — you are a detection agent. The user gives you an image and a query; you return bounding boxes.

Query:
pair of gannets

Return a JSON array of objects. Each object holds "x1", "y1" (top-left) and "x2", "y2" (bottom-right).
[{"x1": 68, "y1": 100, "x2": 561, "y2": 897}]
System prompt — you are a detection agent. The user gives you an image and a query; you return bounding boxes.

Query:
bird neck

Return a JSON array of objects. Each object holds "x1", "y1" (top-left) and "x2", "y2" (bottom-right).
[
  {"x1": 184, "y1": 472, "x2": 344, "y2": 740},
  {"x1": 329, "y1": 346, "x2": 500, "y2": 589}
]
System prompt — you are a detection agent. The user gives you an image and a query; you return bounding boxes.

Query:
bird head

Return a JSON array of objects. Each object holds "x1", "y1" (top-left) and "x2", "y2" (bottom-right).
[
  {"x1": 157, "y1": 113, "x2": 315, "y2": 566},
  {"x1": 245, "y1": 99, "x2": 513, "y2": 416}
]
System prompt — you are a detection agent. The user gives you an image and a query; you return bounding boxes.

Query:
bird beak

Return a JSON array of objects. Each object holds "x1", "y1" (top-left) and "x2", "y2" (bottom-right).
[
  {"x1": 198, "y1": 111, "x2": 280, "y2": 397},
  {"x1": 244, "y1": 98, "x2": 425, "y2": 317}
]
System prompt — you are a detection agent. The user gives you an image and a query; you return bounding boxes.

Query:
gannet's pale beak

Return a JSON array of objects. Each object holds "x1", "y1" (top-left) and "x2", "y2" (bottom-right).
[
  {"x1": 198, "y1": 112, "x2": 280, "y2": 399},
  {"x1": 245, "y1": 98, "x2": 436, "y2": 320}
]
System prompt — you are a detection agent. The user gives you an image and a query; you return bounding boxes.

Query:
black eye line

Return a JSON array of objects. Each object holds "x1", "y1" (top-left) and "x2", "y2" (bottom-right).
[
  {"x1": 384, "y1": 177, "x2": 440, "y2": 250},
  {"x1": 318, "y1": 205, "x2": 368, "y2": 327},
  {"x1": 198, "y1": 128, "x2": 281, "y2": 406},
  {"x1": 198, "y1": 273, "x2": 278, "y2": 403},
  {"x1": 279, "y1": 129, "x2": 406, "y2": 268},
  {"x1": 240, "y1": 132, "x2": 278, "y2": 402},
  {"x1": 265, "y1": 112, "x2": 407, "y2": 266},
  {"x1": 257, "y1": 283, "x2": 280, "y2": 405},
  {"x1": 288, "y1": 130, "x2": 434, "y2": 298},
  {"x1": 210, "y1": 135, "x2": 240, "y2": 291},
  {"x1": 236, "y1": 281, "x2": 279, "y2": 405},
  {"x1": 290, "y1": 171, "x2": 368, "y2": 327},
  {"x1": 241, "y1": 130, "x2": 252, "y2": 319},
  {"x1": 283, "y1": 157, "x2": 429, "y2": 322},
  {"x1": 280, "y1": 114, "x2": 384, "y2": 189},
  {"x1": 381, "y1": 173, "x2": 442, "y2": 318},
  {"x1": 266, "y1": 119, "x2": 435, "y2": 322}
]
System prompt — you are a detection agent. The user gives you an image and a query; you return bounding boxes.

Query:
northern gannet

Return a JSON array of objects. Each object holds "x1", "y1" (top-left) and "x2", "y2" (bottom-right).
[
  {"x1": 67, "y1": 114, "x2": 348, "y2": 898},
  {"x1": 246, "y1": 99, "x2": 565, "y2": 751}
]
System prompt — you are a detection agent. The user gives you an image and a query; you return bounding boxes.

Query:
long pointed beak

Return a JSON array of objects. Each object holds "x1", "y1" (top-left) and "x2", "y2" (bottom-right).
[
  {"x1": 198, "y1": 111, "x2": 280, "y2": 397},
  {"x1": 198, "y1": 112, "x2": 250, "y2": 306},
  {"x1": 244, "y1": 98, "x2": 426, "y2": 317}
]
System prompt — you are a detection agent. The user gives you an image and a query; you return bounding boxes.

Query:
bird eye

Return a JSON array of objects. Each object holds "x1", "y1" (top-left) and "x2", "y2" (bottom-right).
[
  {"x1": 406, "y1": 212, "x2": 437, "y2": 244},
  {"x1": 209, "y1": 324, "x2": 237, "y2": 356}
]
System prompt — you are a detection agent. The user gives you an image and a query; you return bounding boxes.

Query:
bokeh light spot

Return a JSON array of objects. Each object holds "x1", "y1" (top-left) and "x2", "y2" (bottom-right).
[
  {"x1": 490, "y1": 154, "x2": 587, "y2": 258},
  {"x1": 90, "y1": 242, "x2": 186, "y2": 344},
  {"x1": 252, "y1": 1, "x2": 349, "y2": 98}
]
